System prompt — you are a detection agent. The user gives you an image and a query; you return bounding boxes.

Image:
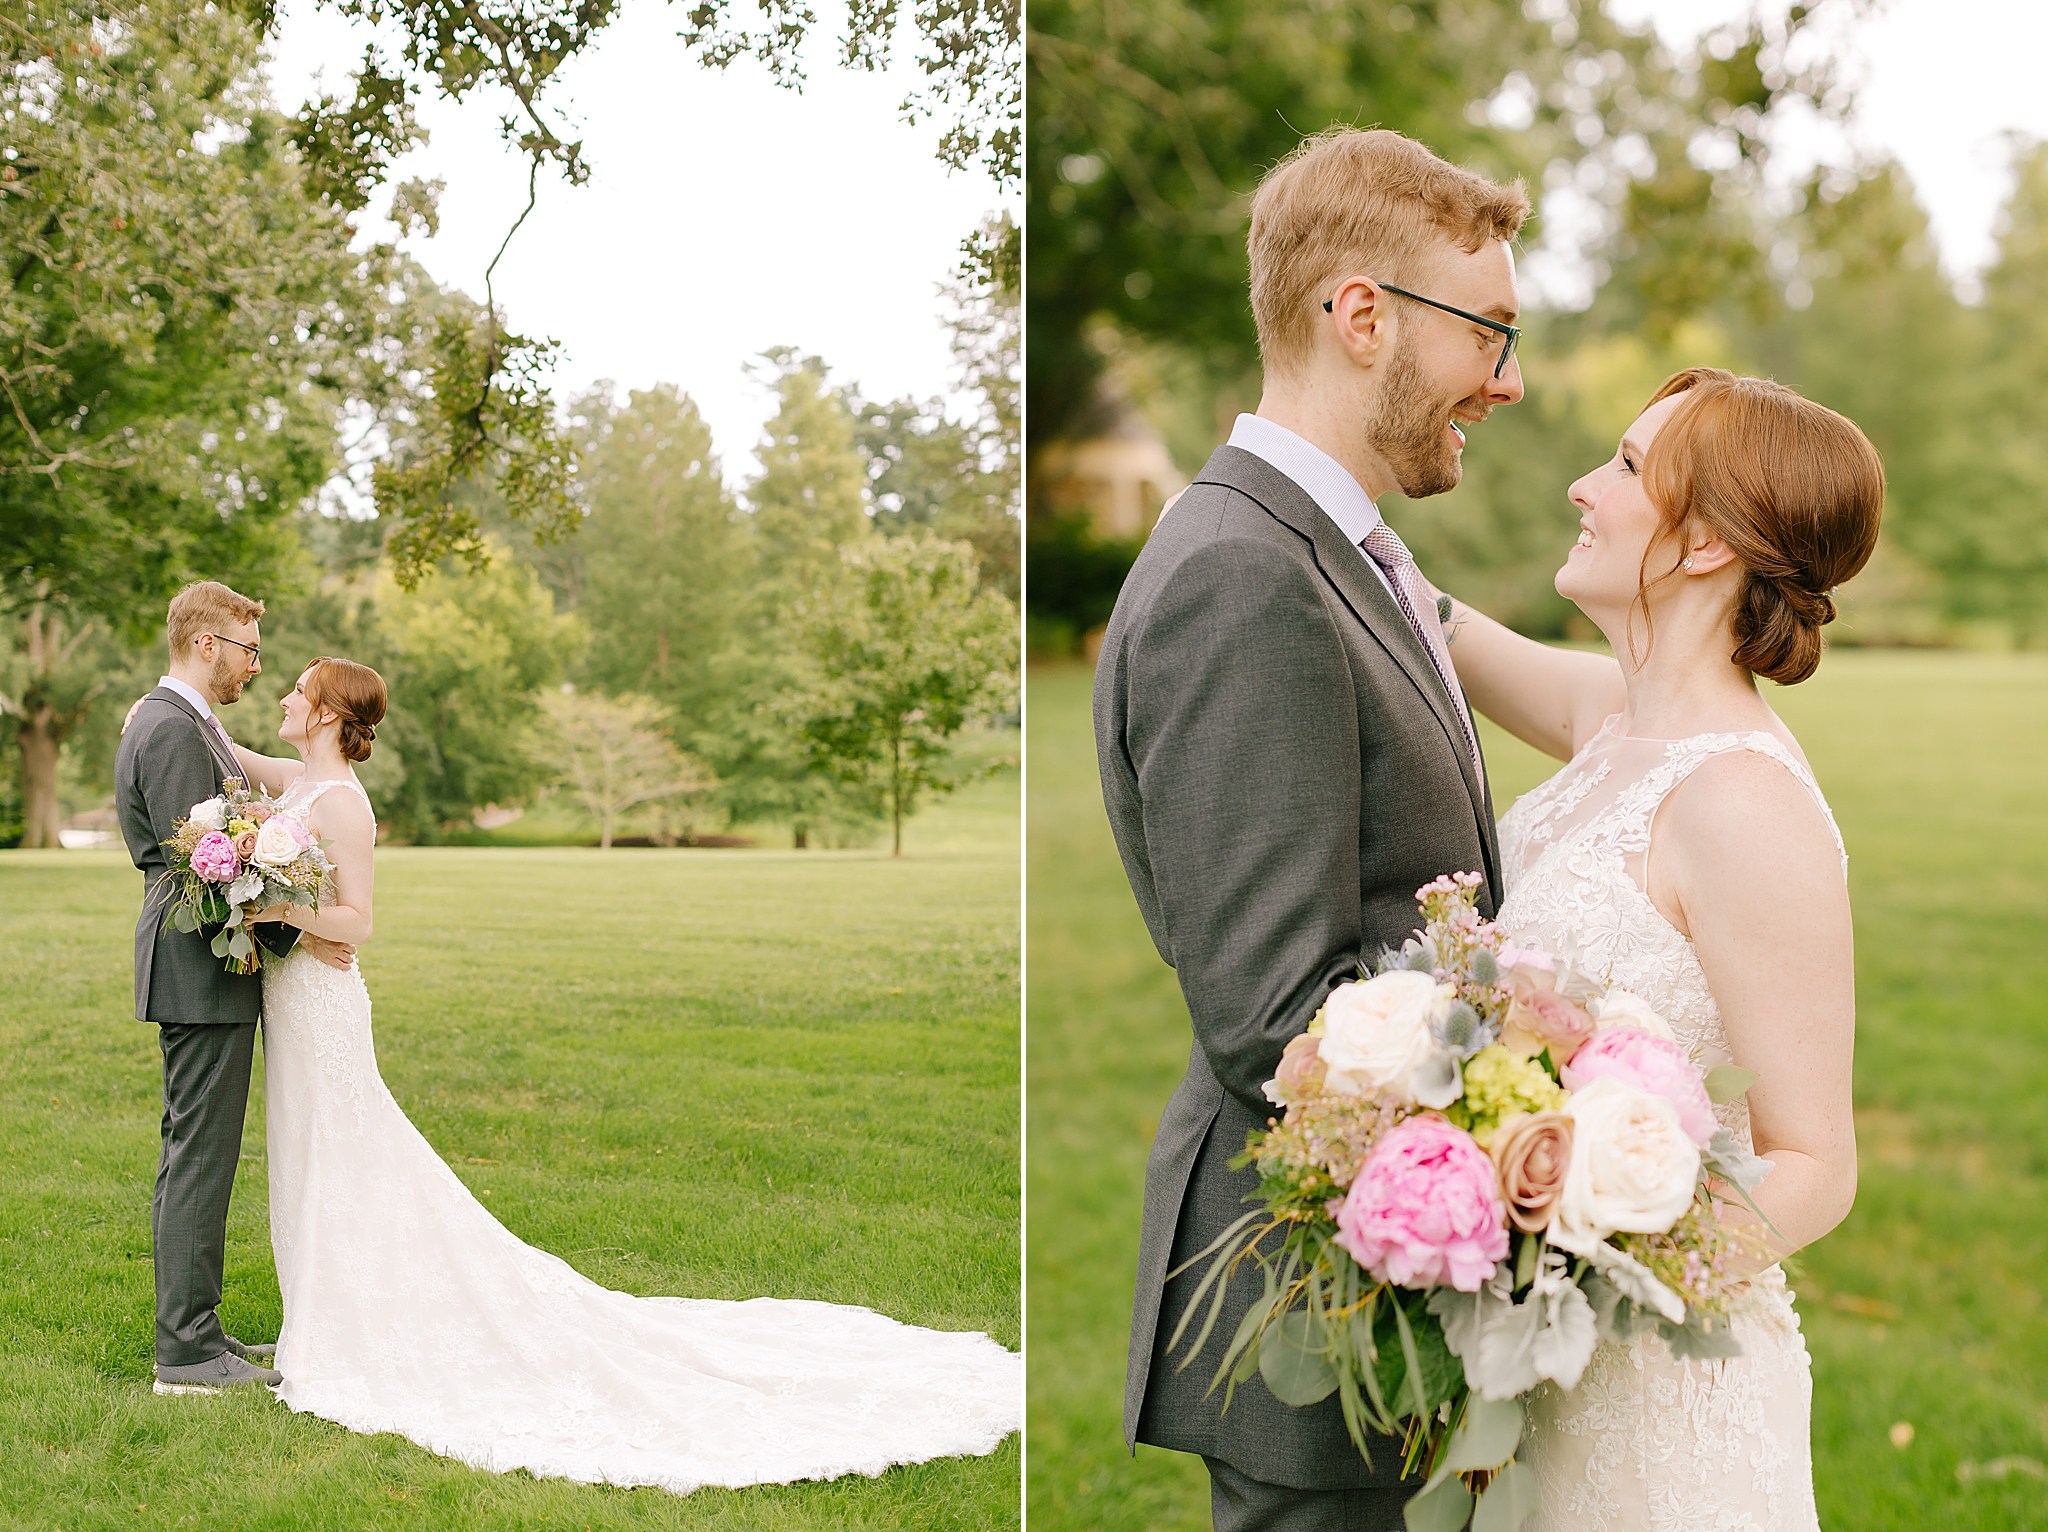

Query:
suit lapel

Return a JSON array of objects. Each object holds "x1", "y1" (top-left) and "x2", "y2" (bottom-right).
[
  {"x1": 1196, "y1": 446, "x2": 1493, "y2": 834},
  {"x1": 150, "y1": 687, "x2": 240, "y2": 788}
]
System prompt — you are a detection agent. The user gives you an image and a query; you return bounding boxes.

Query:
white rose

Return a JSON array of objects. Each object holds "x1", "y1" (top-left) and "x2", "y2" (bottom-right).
[
  {"x1": 188, "y1": 796, "x2": 228, "y2": 832},
  {"x1": 1589, "y1": 987, "x2": 1676, "y2": 1042},
  {"x1": 1318, "y1": 970, "x2": 1456, "y2": 1105},
  {"x1": 251, "y1": 816, "x2": 302, "y2": 868},
  {"x1": 1552, "y1": 1076, "x2": 1700, "y2": 1247}
]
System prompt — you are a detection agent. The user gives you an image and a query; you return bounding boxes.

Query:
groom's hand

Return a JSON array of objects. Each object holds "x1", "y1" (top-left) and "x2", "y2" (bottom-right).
[{"x1": 299, "y1": 933, "x2": 357, "y2": 970}]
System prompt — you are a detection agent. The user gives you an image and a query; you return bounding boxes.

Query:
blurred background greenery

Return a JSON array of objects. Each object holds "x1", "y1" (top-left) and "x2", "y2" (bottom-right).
[{"x1": 1024, "y1": 0, "x2": 2048, "y2": 657}]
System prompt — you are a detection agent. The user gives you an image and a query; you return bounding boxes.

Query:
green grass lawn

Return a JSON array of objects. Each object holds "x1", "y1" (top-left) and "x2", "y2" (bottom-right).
[
  {"x1": 0, "y1": 766, "x2": 1019, "y2": 1530},
  {"x1": 1026, "y1": 650, "x2": 2048, "y2": 1531}
]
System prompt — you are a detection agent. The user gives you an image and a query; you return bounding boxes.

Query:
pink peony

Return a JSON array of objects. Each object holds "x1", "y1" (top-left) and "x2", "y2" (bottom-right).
[
  {"x1": 1334, "y1": 1115, "x2": 1509, "y2": 1292},
  {"x1": 279, "y1": 814, "x2": 312, "y2": 848},
  {"x1": 1560, "y1": 1027, "x2": 1717, "y2": 1146},
  {"x1": 190, "y1": 831, "x2": 240, "y2": 883}
]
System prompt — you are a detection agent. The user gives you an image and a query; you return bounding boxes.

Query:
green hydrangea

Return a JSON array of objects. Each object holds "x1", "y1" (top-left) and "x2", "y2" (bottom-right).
[{"x1": 1446, "y1": 1045, "x2": 1568, "y2": 1147}]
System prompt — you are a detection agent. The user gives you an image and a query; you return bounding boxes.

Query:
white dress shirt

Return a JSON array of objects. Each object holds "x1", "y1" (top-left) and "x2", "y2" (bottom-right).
[{"x1": 1225, "y1": 414, "x2": 1396, "y2": 599}]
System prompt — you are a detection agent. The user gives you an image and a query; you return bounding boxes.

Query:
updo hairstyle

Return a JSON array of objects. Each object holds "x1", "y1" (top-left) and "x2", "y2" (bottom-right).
[
  {"x1": 1637, "y1": 368, "x2": 1885, "y2": 686},
  {"x1": 303, "y1": 657, "x2": 388, "y2": 763}
]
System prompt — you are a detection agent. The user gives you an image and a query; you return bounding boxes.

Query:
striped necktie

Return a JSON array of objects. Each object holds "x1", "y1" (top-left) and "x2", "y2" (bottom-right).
[
  {"x1": 1359, "y1": 523, "x2": 1482, "y2": 778},
  {"x1": 200, "y1": 711, "x2": 240, "y2": 774}
]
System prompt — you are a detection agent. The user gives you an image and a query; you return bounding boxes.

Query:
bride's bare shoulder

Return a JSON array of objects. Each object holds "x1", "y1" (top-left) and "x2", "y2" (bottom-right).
[{"x1": 1661, "y1": 740, "x2": 1838, "y2": 876}]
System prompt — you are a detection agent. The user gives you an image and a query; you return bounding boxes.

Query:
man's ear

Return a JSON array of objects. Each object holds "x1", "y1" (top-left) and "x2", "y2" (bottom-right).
[{"x1": 1325, "y1": 276, "x2": 1391, "y2": 370}]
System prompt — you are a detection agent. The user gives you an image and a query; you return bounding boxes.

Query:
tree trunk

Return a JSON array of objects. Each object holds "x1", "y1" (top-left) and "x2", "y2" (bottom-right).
[
  {"x1": 601, "y1": 807, "x2": 614, "y2": 849},
  {"x1": 891, "y1": 732, "x2": 903, "y2": 857},
  {"x1": 19, "y1": 710, "x2": 63, "y2": 849}
]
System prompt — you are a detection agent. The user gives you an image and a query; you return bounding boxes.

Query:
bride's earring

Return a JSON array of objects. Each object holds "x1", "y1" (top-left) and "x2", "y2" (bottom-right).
[{"x1": 1681, "y1": 557, "x2": 1695, "y2": 570}]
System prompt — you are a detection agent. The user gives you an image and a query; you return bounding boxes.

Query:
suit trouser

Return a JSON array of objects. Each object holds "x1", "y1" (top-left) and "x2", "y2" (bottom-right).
[
  {"x1": 153, "y1": 1021, "x2": 257, "y2": 1367},
  {"x1": 1204, "y1": 1456, "x2": 1411, "y2": 1532}
]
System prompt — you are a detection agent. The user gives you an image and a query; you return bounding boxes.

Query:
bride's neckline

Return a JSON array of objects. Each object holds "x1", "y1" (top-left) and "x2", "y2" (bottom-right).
[{"x1": 1593, "y1": 710, "x2": 1782, "y2": 746}]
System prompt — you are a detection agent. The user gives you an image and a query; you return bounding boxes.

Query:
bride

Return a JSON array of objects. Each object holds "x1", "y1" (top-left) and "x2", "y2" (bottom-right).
[
  {"x1": 214, "y1": 655, "x2": 1019, "y2": 1493},
  {"x1": 1433, "y1": 367, "x2": 1882, "y2": 1529}
]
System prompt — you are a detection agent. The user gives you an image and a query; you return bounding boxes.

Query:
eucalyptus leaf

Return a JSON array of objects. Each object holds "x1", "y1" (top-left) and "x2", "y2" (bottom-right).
[
  {"x1": 1702, "y1": 1064, "x2": 1757, "y2": 1103},
  {"x1": 1443, "y1": 1394, "x2": 1525, "y2": 1472},
  {"x1": 210, "y1": 931, "x2": 233, "y2": 958},
  {"x1": 1657, "y1": 1311, "x2": 1745, "y2": 1361},
  {"x1": 1260, "y1": 1308, "x2": 1339, "y2": 1407},
  {"x1": 1402, "y1": 1472, "x2": 1474, "y2": 1532},
  {"x1": 1472, "y1": 1457, "x2": 1541, "y2": 1532}
]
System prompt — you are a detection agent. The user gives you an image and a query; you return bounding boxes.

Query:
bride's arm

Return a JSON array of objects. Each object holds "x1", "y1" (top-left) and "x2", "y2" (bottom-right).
[
  {"x1": 1429, "y1": 584, "x2": 1625, "y2": 762},
  {"x1": 266, "y1": 793, "x2": 375, "y2": 945},
  {"x1": 228, "y1": 743, "x2": 303, "y2": 798},
  {"x1": 1654, "y1": 751, "x2": 1857, "y2": 1260}
]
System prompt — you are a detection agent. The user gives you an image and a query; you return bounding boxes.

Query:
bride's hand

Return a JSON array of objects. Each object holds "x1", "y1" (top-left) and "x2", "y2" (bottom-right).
[
  {"x1": 121, "y1": 695, "x2": 147, "y2": 735},
  {"x1": 298, "y1": 932, "x2": 357, "y2": 970}
]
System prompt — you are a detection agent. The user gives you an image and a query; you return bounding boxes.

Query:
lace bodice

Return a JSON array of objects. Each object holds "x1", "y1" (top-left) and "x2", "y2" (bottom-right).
[
  {"x1": 272, "y1": 772, "x2": 372, "y2": 825},
  {"x1": 1496, "y1": 715, "x2": 1845, "y2": 1155},
  {"x1": 1495, "y1": 714, "x2": 1842, "y2": 1531}
]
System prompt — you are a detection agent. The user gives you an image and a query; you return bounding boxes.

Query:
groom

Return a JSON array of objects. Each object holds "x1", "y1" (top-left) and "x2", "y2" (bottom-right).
[
  {"x1": 1094, "y1": 130, "x2": 1529, "y2": 1528},
  {"x1": 114, "y1": 581, "x2": 352, "y2": 1395}
]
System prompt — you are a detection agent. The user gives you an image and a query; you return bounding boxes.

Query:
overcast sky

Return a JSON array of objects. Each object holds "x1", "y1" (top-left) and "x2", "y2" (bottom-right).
[
  {"x1": 1611, "y1": 0, "x2": 2048, "y2": 290},
  {"x1": 265, "y1": 1, "x2": 1014, "y2": 487}
]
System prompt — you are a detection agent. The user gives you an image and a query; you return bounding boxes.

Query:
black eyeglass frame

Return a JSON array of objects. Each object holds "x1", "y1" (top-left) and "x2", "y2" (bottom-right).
[
  {"x1": 203, "y1": 632, "x2": 262, "y2": 662},
  {"x1": 1323, "y1": 282, "x2": 1522, "y2": 379}
]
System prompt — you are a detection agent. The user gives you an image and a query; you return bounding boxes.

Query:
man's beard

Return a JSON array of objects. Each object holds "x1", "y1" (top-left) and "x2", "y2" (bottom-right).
[
  {"x1": 207, "y1": 649, "x2": 248, "y2": 705},
  {"x1": 1367, "y1": 337, "x2": 1474, "y2": 500}
]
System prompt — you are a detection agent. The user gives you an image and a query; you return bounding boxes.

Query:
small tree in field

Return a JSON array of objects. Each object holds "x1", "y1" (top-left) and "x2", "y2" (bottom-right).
[
  {"x1": 542, "y1": 690, "x2": 715, "y2": 849},
  {"x1": 787, "y1": 536, "x2": 1018, "y2": 856}
]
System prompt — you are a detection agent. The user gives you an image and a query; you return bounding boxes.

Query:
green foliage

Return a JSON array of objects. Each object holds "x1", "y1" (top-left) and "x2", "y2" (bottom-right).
[
  {"x1": 1, "y1": 2, "x2": 354, "y2": 629},
  {"x1": 785, "y1": 535, "x2": 1017, "y2": 855},
  {"x1": 574, "y1": 385, "x2": 749, "y2": 747},
  {"x1": 540, "y1": 688, "x2": 715, "y2": 848}
]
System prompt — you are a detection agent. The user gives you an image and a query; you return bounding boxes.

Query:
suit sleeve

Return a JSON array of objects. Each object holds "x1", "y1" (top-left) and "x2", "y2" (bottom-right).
[{"x1": 1122, "y1": 536, "x2": 1367, "y2": 1117}]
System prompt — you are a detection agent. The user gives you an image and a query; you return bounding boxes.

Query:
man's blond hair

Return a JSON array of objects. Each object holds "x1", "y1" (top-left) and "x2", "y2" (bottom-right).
[
  {"x1": 166, "y1": 581, "x2": 265, "y2": 658},
  {"x1": 1248, "y1": 129, "x2": 1531, "y2": 379}
]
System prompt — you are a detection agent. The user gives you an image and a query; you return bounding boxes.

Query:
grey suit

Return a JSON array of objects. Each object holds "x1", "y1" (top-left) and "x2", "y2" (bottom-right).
[
  {"x1": 1094, "y1": 446, "x2": 1504, "y2": 1516},
  {"x1": 114, "y1": 687, "x2": 298, "y2": 1366}
]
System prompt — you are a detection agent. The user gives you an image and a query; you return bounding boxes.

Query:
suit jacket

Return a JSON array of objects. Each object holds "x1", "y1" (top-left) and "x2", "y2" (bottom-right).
[
  {"x1": 1093, "y1": 445, "x2": 1504, "y2": 1489},
  {"x1": 114, "y1": 687, "x2": 299, "y2": 1025}
]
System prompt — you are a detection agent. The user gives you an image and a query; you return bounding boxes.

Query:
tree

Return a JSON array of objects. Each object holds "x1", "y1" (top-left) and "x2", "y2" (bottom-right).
[
  {"x1": 541, "y1": 688, "x2": 716, "y2": 848},
  {"x1": 856, "y1": 214, "x2": 1021, "y2": 598},
  {"x1": 576, "y1": 385, "x2": 749, "y2": 743},
  {"x1": 786, "y1": 534, "x2": 1016, "y2": 855},
  {"x1": 0, "y1": 602, "x2": 122, "y2": 846}
]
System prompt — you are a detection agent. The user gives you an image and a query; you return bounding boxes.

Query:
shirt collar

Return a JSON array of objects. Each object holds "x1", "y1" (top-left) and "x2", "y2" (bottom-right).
[
  {"x1": 1226, "y1": 414, "x2": 1385, "y2": 546},
  {"x1": 158, "y1": 675, "x2": 214, "y2": 720}
]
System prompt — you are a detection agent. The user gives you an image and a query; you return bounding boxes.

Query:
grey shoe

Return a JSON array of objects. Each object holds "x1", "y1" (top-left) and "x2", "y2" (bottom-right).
[
  {"x1": 223, "y1": 1333, "x2": 277, "y2": 1361},
  {"x1": 153, "y1": 1350, "x2": 283, "y2": 1395}
]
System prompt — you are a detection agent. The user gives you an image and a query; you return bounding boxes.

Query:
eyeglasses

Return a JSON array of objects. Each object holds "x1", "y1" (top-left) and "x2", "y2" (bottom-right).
[
  {"x1": 205, "y1": 633, "x2": 261, "y2": 662},
  {"x1": 1324, "y1": 282, "x2": 1522, "y2": 379}
]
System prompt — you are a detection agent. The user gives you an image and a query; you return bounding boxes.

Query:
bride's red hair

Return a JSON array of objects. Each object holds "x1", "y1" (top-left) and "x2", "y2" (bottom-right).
[{"x1": 1633, "y1": 368, "x2": 1884, "y2": 685}]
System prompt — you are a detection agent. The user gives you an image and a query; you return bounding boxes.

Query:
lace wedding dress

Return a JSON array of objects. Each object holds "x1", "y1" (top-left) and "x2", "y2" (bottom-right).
[
  {"x1": 259, "y1": 775, "x2": 1020, "y2": 1494},
  {"x1": 1494, "y1": 717, "x2": 1844, "y2": 1532}
]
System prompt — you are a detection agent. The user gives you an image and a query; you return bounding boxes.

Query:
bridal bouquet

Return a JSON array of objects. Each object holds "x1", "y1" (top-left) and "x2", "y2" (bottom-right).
[
  {"x1": 157, "y1": 779, "x2": 329, "y2": 974},
  {"x1": 1173, "y1": 872, "x2": 1776, "y2": 1531}
]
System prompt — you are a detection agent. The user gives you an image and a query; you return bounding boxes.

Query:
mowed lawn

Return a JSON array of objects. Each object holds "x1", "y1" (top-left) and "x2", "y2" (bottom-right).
[
  {"x1": 0, "y1": 765, "x2": 1020, "y2": 1531},
  {"x1": 1027, "y1": 652, "x2": 2048, "y2": 1531}
]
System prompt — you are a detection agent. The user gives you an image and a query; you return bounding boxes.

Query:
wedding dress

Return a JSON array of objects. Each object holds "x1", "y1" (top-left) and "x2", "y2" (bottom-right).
[
  {"x1": 258, "y1": 775, "x2": 1020, "y2": 1493},
  {"x1": 1494, "y1": 716, "x2": 1843, "y2": 1532}
]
